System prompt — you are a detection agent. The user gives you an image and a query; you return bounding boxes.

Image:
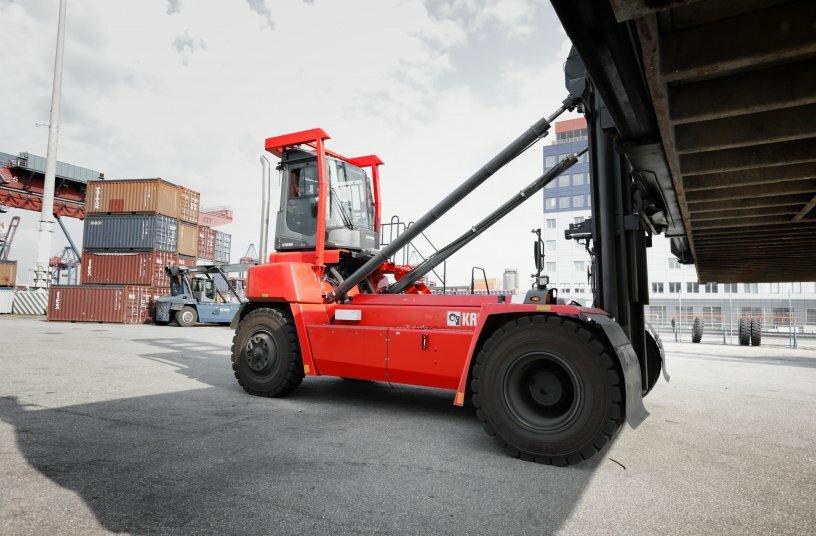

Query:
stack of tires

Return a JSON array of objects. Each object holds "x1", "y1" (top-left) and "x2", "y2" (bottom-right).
[{"x1": 738, "y1": 317, "x2": 762, "y2": 346}]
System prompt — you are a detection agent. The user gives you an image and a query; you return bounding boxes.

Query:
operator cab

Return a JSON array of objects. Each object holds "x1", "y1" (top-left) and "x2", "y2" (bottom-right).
[
  {"x1": 190, "y1": 277, "x2": 216, "y2": 303},
  {"x1": 275, "y1": 148, "x2": 378, "y2": 252}
]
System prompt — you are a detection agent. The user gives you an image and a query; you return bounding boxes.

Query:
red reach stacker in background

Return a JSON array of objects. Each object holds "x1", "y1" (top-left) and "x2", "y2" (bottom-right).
[{"x1": 232, "y1": 77, "x2": 667, "y2": 464}]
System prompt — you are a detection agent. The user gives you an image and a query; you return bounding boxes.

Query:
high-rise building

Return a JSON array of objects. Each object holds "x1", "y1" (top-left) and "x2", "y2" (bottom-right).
[{"x1": 542, "y1": 118, "x2": 816, "y2": 334}]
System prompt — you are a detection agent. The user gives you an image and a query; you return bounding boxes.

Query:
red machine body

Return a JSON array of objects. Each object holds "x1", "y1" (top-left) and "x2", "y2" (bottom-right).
[
  {"x1": 232, "y1": 122, "x2": 652, "y2": 466},
  {"x1": 245, "y1": 127, "x2": 605, "y2": 404}
]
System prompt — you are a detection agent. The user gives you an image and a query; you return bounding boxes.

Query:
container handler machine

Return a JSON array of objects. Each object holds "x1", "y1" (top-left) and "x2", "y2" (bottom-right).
[{"x1": 231, "y1": 54, "x2": 667, "y2": 465}]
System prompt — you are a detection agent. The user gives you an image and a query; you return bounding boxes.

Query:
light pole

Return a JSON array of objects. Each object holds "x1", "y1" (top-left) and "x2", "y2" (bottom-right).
[{"x1": 35, "y1": 0, "x2": 67, "y2": 289}]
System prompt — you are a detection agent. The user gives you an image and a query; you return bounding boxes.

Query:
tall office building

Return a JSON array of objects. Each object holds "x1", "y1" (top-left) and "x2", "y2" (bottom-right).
[{"x1": 542, "y1": 118, "x2": 816, "y2": 334}]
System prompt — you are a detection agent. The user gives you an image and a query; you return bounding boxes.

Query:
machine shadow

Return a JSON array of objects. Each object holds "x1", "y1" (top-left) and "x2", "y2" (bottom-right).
[{"x1": 0, "y1": 335, "x2": 615, "y2": 535}]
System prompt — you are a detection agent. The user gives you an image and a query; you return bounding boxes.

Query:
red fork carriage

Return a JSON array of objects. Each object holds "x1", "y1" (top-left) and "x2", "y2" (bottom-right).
[{"x1": 231, "y1": 98, "x2": 662, "y2": 465}]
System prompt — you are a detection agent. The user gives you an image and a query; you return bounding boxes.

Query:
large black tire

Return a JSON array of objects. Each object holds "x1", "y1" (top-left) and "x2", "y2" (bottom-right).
[
  {"x1": 471, "y1": 315, "x2": 624, "y2": 466},
  {"x1": 691, "y1": 317, "x2": 703, "y2": 343},
  {"x1": 231, "y1": 308, "x2": 304, "y2": 397},
  {"x1": 750, "y1": 318, "x2": 762, "y2": 346},
  {"x1": 175, "y1": 306, "x2": 198, "y2": 327},
  {"x1": 738, "y1": 318, "x2": 750, "y2": 346},
  {"x1": 643, "y1": 327, "x2": 662, "y2": 396}
]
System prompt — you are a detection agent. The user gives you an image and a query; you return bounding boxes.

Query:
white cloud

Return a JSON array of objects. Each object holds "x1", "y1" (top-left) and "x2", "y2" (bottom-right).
[{"x1": 0, "y1": 0, "x2": 574, "y2": 287}]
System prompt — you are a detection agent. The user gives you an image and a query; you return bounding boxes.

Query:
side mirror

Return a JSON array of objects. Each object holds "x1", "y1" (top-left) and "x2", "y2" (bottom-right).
[{"x1": 533, "y1": 240, "x2": 544, "y2": 271}]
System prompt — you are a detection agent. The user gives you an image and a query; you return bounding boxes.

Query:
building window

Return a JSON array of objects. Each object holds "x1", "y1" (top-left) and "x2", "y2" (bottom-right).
[
  {"x1": 651, "y1": 282, "x2": 664, "y2": 294},
  {"x1": 545, "y1": 155, "x2": 558, "y2": 168},
  {"x1": 558, "y1": 175, "x2": 570, "y2": 187},
  {"x1": 741, "y1": 307, "x2": 762, "y2": 320},
  {"x1": 545, "y1": 180, "x2": 557, "y2": 189},
  {"x1": 669, "y1": 282, "x2": 681, "y2": 293},
  {"x1": 546, "y1": 218, "x2": 556, "y2": 229},
  {"x1": 572, "y1": 173, "x2": 584, "y2": 185},
  {"x1": 743, "y1": 283, "x2": 758, "y2": 293},
  {"x1": 575, "y1": 286, "x2": 584, "y2": 293},
  {"x1": 574, "y1": 216, "x2": 584, "y2": 224},
  {"x1": 575, "y1": 261, "x2": 585, "y2": 272},
  {"x1": 723, "y1": 283, "x2": 738, "y2": 293},
  {"x1": 668, "y1": 258, "x2": 680, "y2": 269},
  {"x1": 587, "y1": 195, "x2": 591, "y2": 207},
  {"x1": 770, "y1": 282, "x2": 780, "y2": 293},
  {"x1": 648, "y1": 305, "x2": 667, "y2": 324},
  {"x1": 558, "y1": 196, "x2": 570, "y2": 209},
  {"x1": 546, "y1": 262, "x2": 556, "y2": 273},
  {"x1": 792, "y1": 282, "x2": 802, "y2": 293},
  {"x1": 545, "y1": 240, "x2": 557, "y2": 251},
  {"x1": 772, "y1": 307, "x2": 791, "y2": 326},
  {"x1": 545, "y1": 197, "x2": 556, "y2": 210},
  {"x1": 702, "y1": 306, "x2": 723, "y2": 328},
  {"x1": 678, "y1": 306, "x2": 694, "y2": 327},
  {"x1": 705, "y1": 282, "x2": 718, "y2": 293},
  {"x1": 807, "y1": 309, "x2": 816, "y2": 325},
  {"x1": 572, "y1": 195, "x2": 584, "y2": 208},
  {"x1": 686, "y1": 282, "x2": 699, "y2": 293}
]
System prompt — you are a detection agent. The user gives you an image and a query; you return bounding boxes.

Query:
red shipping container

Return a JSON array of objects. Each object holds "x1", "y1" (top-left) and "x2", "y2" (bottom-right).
[
  {"x1": 177, "y1": 255, "x2": 196, "y2": 267},
  {"x1": 81, "y1": 252, "x2": 181, "y2": 288},
  {"x1": 197, "y1": 226, "x2": 216, "y2": 260},
  {"x1": 48, "y1": 285, "x2": 157, "y2": 324}
]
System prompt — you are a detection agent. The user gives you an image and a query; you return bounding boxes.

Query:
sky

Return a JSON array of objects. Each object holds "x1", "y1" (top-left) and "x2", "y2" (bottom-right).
[{"x1": 0, "y1": 0, "x2": 577, "y2": 287}]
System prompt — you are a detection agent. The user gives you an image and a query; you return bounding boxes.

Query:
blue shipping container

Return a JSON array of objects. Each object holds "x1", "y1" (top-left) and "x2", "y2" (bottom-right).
[{"x1": 83, "y1": 214, "x2": 178, "y2": 252}]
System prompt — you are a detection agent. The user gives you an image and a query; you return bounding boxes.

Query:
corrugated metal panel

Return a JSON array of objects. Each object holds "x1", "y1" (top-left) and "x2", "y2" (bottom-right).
[
  {"x1": 0, "y1": 288, "x2": 14, "y2": 313},
  {"x1": 80, "y1": 251, "x2": 179, "y2": 287},
  {"x1": 85, "y1": 179, "x2": 180, "y2": 218},
  {"x1": 13, "y1": 289, "x2": 48, "y2": 315},
  {"x1": 197, "y1": 226, "x2": 216, "y2": 260},
  {"x1": 0, "y1": 260, "x2": 16, "y2": 287},
  {"x1": 16, "y1": 151, "x2": 103, "y2": 183},
  {"x1": 177, "y1": 222, "x2": 199, "y2": 257},
  {"x1": 83, "y1": 214, "x2": 178, "y2": 252},
  {"x1": 214, "y1": 231, "x2": 231, "y2": 263},
  {"x1": 48, "y1": 285, "x2": 158, "y2": 323},
  {"x1": 178, "y1": 255, "x2": 196, "y2": 267},
  {"x1": 178, "y1": 187, "x2": 200, "y2": 224}
]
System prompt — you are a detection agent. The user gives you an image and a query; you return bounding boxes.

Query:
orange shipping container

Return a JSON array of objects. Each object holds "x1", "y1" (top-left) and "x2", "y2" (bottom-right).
[
  {"x1": 177, "y1": 223, "x2": 199, "y2": 257},
  {"x1": 86, "y1": 178, "x2": 180, "y2": 218},
  {"x1": 0, "y1": 260, "x2": 16, "y2": 287},
  {"x1": 178, "y1": 187, "x2": 200, "y2": 224}
]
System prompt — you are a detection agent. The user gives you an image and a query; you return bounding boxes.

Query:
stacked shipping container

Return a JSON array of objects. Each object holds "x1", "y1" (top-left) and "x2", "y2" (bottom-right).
[
  {"x1": 49, "y1": 178, "x2": 205, "y2": 323},
  {"x1": 0, "y1": 260, "x2": 15, "y2": 314}
]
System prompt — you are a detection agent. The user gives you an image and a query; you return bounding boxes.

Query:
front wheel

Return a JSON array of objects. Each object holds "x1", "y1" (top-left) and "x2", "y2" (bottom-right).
[
  {"x1": 175, "y1": 306, "x2": 198, "y2": 327},
  {"x1": 471, "y1": 315, "x2": 624, "y2": 466},
  {"x1": 231, "y1": 307, "x2": 304, "y2": 397}
]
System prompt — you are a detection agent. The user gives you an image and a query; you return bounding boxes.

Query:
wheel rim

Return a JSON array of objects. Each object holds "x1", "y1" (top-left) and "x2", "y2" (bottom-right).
[
  {"x1": 181, "y1": 311, "x2": 194, "y2": 324},
  {"x1": 502, "y1": 352, "x2": 582, "y2": 432},
  {"x1": 245, "y1": 330, "x2": 278, "y2": 373}
]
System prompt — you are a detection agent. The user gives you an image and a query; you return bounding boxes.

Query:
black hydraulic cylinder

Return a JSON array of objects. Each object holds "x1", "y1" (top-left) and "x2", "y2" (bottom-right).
[
  {"x1": 388, "y1": 148, "x2": 588, "y2": 294},
  {"x1": 326, "y1": 96, "x2": 580, "y2": 302}
]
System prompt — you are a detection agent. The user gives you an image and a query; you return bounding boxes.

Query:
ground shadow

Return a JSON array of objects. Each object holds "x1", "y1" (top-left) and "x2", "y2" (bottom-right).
[{"x1": 1, "y1": 334, "x2": 615, "y2": 535}]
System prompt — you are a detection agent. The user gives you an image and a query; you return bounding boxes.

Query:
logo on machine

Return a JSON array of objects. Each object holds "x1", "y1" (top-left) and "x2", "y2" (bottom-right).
[{"x1": 447, "y1": 311, "x2": 478, "y2": 327}]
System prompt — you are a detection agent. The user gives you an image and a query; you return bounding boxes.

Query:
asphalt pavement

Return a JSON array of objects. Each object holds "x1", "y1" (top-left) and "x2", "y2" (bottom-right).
[{"x1": 1, "y1": 316, "x2": 814, "y2": 535}]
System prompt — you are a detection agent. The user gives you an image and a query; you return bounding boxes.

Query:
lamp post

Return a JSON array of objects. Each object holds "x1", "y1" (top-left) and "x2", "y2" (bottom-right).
[{"x1": 35, "y1": 0, "x2": 67, "y2": 289}]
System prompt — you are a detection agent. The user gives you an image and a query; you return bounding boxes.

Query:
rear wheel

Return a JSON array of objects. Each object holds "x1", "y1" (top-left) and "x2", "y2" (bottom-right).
[
  {"x1": 231, "y1": 307, "x2": 304, "y2": 397},
  {"x1": 691, "y1": 317, "x2": 703, "y2": 343},
  {"x1": 471, "y1": 315, "x2": 623, "y2": 466},
  {"x1": 175, "y1": 306, "x2": 198, "y2": 327},
  {"x1": 738, "y1": 318, "x2": 750, "y2": 346},
  {"x1": 750, "y1": 318, "x2": 762, "y2": 346}
]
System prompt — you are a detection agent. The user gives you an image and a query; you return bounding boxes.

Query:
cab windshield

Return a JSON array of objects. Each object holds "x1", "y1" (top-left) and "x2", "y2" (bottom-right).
[{"x1": 327, "y1": 158, "x2": 374, "y2": 230}]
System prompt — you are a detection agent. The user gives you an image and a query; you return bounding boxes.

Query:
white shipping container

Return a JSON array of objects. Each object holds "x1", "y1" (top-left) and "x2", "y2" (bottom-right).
[{"x1": 0, "y1": 288, "x2": 15, "y2": 314}]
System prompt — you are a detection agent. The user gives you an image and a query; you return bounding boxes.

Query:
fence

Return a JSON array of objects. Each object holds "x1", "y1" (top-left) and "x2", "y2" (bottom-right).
[{"x1": 645, "y1": 303, "x2": 815, "y2": 349}]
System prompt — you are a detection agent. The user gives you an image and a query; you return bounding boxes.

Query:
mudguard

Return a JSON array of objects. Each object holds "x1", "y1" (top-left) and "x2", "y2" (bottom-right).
[{"x1": 586, "y1": 314, "x2": 650, "y2": 428}]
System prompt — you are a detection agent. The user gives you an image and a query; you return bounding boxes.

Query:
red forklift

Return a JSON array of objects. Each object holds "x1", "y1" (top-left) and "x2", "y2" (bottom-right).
[{"x1": 231, "y1": 61, "x2": 666, "y2": 465}]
